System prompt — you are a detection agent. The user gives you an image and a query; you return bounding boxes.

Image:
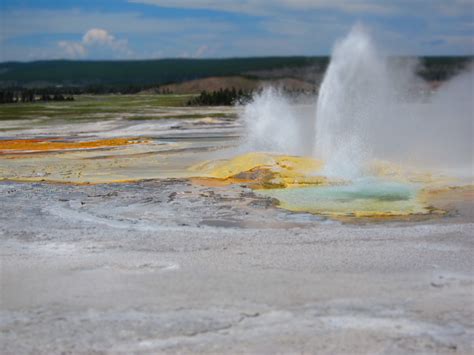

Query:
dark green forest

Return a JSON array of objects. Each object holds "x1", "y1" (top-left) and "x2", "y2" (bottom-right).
[
  {"x1": 0, "y1": 56, "x2": 471, "y2": 105},
  {"x1": 0, "y1": 57, "x2": 321, "y2": 87},
  {"x1": 0, "y1": 56, "x2": 471, "y2": 88}
]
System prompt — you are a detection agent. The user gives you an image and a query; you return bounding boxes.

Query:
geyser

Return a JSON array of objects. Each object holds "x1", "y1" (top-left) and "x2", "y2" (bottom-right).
[
  {"x1": 314, "y1": 24, "x2": 473, "y2": 179},
  {"x1": 232, "y1": 24, "x2": 473, "y2": 217},
  {"x1": 315, "y1": 25, "x2": 406, "y2": 178},
  {"x1": 240, "y1": 87, "x2": 310, "y2": 155}
]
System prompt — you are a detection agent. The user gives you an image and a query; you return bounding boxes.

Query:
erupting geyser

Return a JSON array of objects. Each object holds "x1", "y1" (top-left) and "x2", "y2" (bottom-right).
[
  {"x1": 241, "y1": 87, "x2": 308, "y2": 155},
  {"x1": 314, "y1": 24, "x2": 473, "y2": 179},
  {"x1": 230, "y1": 23, "x2": 473, "y2": 217},
  {"x1": 241, "y1": 25, "x2": 472, "y2": 181},
  {"x1": 314, "y1": 25, "x2": 389, "y2": 178}
]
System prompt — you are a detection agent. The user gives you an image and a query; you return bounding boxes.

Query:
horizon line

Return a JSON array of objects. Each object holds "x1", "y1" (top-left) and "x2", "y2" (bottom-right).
[{"x1": 1, "y1": 54, "x2": 473, "y2": 65}]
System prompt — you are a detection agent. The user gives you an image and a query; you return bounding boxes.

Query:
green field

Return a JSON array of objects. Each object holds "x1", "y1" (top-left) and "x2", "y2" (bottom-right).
[{"x1": 0, "y1": 94, "x2": 196, "y2": 122}]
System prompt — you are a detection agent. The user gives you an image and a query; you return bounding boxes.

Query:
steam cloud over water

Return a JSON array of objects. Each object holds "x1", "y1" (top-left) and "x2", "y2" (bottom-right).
[
  {"x1": 240, "y1": 25, "x2": 473, "y2": 179},
  {"x1": 240, "y1": 87, "x2": 307, "y2": 155}
]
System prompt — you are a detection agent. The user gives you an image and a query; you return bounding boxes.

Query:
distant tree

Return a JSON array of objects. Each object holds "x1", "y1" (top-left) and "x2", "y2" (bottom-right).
[{"x1": 187, "y1": 88, "x2": 252, "y2": 106}]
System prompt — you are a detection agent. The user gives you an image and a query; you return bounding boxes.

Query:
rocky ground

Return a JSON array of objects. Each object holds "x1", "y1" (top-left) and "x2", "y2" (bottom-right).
[{"x1": 1, "y1": 179, "x2": 473, "y2": 354}]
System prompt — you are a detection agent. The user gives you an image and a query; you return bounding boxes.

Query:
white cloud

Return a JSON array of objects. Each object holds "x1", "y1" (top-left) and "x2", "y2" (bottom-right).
[
  {"x1": 278, "y1": 0, "x2": 398, "y2": 15},
  {"x1": 58, "y1": 41, "x2": 87, "y2": 58},
  {"x1": 83, "y1": 28, "x2": 116, "y2": 46},
  {"x1": 127, "y1": 0, "x2": 270, "y2": 16},
  {"x1": 127, "y1": 0, "x2": 399, "y2": 15},
  {"x1": 0, "y1": 1, "x2": 472, "y2": 60},
  {"x1": 128, "y1": 0, "x2": 474, "y2": 18},
  {"x1": 194, "y1": 45, "x2": 209, "y2": 58},
  {"x1": 57, "y1": 28, "x2": 132, "y2": 59},
  {"x1": 434, "y1": 0, "x2": 474, "y2": 16},
  {"x1": 0, "y1": 8, "x2": 236, "y2": 60},
  {"x1": 179, "y1": 45, "x2": 209, "y2": 58},
  {"x1": 83, "y1": 28, "x2": 131, "y2": 54}
]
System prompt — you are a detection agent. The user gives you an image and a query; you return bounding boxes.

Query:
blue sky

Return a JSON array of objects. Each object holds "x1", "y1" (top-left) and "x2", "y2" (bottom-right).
[{"x1": 1, "y1": 0, "x2": 473, "y2": 61}]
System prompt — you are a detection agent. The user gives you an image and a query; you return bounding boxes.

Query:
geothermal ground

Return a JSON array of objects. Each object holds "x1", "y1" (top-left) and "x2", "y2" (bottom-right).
[{"x1": 1, "y1": 96, "x2": 473, "y2": 354}]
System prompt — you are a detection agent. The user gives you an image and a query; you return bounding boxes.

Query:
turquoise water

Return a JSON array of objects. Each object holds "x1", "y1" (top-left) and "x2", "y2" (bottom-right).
[{"x1": 257, "y1": 178, "x2": 427, "y2": 216}]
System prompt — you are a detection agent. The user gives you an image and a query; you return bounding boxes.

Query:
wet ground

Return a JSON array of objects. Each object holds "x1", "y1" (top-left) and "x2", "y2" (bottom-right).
[{"x1": 1, "y1": 98, "x2": 473, "y2": 353}]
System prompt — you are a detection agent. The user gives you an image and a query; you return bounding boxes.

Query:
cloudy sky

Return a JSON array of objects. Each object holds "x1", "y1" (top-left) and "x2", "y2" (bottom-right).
[{"x1": 1, "y1": 0, "x2": 473, "y2": 61}]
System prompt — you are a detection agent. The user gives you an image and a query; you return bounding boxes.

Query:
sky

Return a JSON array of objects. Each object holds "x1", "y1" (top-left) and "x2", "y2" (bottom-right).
[{"x1": 0, "y1": 0, "x2": 473, "y2": 61}]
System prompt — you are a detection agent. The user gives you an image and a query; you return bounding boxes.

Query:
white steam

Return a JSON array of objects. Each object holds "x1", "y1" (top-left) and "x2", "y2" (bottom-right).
[
  {"x1": 315, "y1": 24, "x2": 473, "y2": 178},
  {"x1": 239, "y1": 25, "x2": 473, "y2": 179},
  {"x1": 314, "y1": 24, "x2": 389, "y2": 177},
  {"x1": 239, "y1": 87, "x2": 312, "y2": 155}
]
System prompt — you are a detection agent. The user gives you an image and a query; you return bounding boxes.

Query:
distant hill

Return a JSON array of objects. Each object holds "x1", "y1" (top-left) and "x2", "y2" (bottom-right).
[
  {"x1": 0, "y1": 57, "x2": 325, "y2": 88},
  {"x1": 0, "y1": 56, "x2": 470, "y2": 89},
  {"x1": 156, "y1": 76, "x2": 316, "y2": 94}
]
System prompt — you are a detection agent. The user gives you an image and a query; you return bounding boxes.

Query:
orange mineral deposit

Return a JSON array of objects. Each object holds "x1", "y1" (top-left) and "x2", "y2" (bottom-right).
[{"x1": 0, "y1": 138, "x2": 147, "y2": 153}]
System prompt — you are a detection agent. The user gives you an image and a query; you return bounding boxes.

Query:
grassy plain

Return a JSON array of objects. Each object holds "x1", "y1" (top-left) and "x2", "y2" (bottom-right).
[{"x1": 0, "y1": 94, "x2": 197, "y2": 122}]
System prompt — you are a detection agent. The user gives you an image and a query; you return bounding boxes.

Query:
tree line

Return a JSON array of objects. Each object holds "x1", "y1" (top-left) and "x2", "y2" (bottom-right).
[
  {"x1": 186, "y1": 87, "x2": 317, "y2": 106},
  {"x1": 0, "y1": 85, "x2": 317, "y2": 106},
  {"x1": 187, "y1": 88, "x2": 253, "y2": 106},
  {"x1": 0, "y1": 84, "x2": 179, "y2": 104},
  {"x1": 1, "y1": 56, "x2": 470, "y2": 88},
  {"x1": 0, "y1": 89, "x2": 74, "y2": 104}
]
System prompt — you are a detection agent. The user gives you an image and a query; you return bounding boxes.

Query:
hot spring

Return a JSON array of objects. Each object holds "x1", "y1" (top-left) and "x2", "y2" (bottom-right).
[{"x1": 192, "y1": 24, "x2": 473, "y2": 219}]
